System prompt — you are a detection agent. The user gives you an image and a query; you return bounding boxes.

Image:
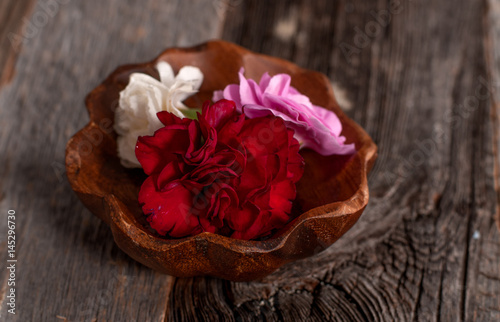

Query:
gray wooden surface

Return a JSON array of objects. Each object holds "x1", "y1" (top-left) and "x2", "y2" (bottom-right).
[{"x1": 0, "y1": 0, "x2": 499, "y2": 321}]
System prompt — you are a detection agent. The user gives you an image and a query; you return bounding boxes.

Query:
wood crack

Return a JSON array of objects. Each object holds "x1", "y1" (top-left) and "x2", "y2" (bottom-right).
[
  {"x1": 327, "y1": 282, "x2": 371, "y2": 321},
  {"x1": 308, "y1": 279, "x2": 322, "y2": 319},
  {"x1": 220, "y1": 280, "x2": 240, "y2": 321}
]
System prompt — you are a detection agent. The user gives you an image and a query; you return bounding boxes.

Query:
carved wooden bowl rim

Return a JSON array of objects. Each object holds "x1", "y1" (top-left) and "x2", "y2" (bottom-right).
[{"x1": 65, "y1": 40, "x2": 377, "y2": 281}]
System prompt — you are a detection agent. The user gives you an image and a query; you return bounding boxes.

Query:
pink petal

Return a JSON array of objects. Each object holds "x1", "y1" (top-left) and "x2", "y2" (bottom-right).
[
  {"x1": 264, "y1": 73, "x2": 291, "y2": 96},
  {"x1": 215, "y1": 69, "x2": 356, "y2": 156},
  {"x1": 223, "y1": 85, "x2": 242, "y2": 107},
  {"x1": 238, "y1": 72, "x2": 263, "y2": 106},
  {"x1": 259, "y1": 72, "x2": 272, "y2": 91}
]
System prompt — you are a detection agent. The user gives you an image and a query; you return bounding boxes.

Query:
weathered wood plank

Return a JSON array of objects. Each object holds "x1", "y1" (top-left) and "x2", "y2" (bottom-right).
[
  {"x1": 0, "y1": 0, "x2": 37, "y2": 86},
  {"x1": 1, "y1": 0, "x2": 499, "y2": 321},
  {"x1": 0, "y1": 0, "x2": 224, "y2": 320},
  {"x1": 487, "y1": 0, "x2": 500, "y2": 234},
  {"x1": 165, "y1": 0, "x2": 500, "y2": 320},
  {"x1": 478, "y1": 0, "x2": 500, "y2": 320}
]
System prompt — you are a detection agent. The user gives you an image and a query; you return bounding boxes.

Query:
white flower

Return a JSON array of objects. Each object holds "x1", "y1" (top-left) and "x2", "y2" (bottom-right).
[{"x1": 114, "y1": 61, "x2": 203, "y2": 168}]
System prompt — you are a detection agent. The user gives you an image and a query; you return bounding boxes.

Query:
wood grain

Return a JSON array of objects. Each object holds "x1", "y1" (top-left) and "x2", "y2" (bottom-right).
[
  {"x1": 167, "y1": 0, "x2": 500, "y2": 321},
  {"x1": 0, "y1": 0, "x2": 222, "y2": 321},
  {"x1": 0, "y1": 0, "x2": 499, "y2": 321},
  {"x1": 487, "y1": 0, "x2": 500, "y2": 236},
  {"x1": 0, "y1": 0, "x2": 37, "y2": 86}
]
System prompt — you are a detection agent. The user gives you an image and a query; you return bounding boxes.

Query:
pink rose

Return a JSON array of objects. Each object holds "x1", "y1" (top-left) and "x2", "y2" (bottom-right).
[{"x1": 213, "y1": 68, "x2": 355, "y2": 156}]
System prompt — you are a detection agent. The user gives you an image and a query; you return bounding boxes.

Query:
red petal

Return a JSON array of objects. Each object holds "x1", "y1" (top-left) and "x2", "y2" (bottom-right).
[
  {"x1": 217, "y1": 113, "x2": 246, "y2": 147},
  {"x1": 201, "y1": 99, "x2": 239, "y2": 131},
  {"x1": 156, "y1": 161, "x2": 185, "y2": 189},
  {"x1": 139, "y1": 177, "x2": 203, "y2": 237},
  {"x1": 157, "y1": 111, "x2": 191, "y2": 126},
  {"x1": 226, "y1": 202, "x2": 259, "y2": 233},
  {"x1": 136, "y1": 119, "x2": 200, "y2": 175},
  {"x1": 230, "y1": 209, "x2": 270, "y2": 240},
  {"x1": 269, "y1": 180, "x2": 295, "y2": 213},
  {"x1": 185, "y1": 126, "x2": 217, "y2": 165}
]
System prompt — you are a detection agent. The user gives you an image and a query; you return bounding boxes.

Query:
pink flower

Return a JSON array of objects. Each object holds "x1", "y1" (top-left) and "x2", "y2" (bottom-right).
[{"x1": 213, "y1": 68, "x2": 355, "y2": 156}]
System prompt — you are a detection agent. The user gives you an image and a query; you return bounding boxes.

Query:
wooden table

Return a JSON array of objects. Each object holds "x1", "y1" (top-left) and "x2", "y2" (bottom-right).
[{"x1": 1, "y1": 0, "x2": 499, "y2": 320}]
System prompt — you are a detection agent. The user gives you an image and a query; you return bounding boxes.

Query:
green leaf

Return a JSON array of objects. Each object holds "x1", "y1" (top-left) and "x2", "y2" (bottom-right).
[{"x1": 180, "y1": 108, "x2": 202, "y2": 120}]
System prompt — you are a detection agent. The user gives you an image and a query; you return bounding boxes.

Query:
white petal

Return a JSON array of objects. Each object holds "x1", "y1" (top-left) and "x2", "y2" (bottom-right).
[
  {"x1": 114, "y1": 62, "x2": 205, "y2": 169},
  {"x1": 175, "y1": 66, "x2": 204, "y2": 90},
  {"x1": 129, "y1": 72, "x2": 164, "y2": 88},
  {"x1": 156, "y1": 61, "x2": 175, "y2": 88},
  {"x1": 170, "y1": 86, "x2": 198, "y2": 107},
  {"x1": 116, "y1": 135, "x2": 141, "y2": 168},
  {"x1": 145, "y1": 86, "x2": 165, "y2": 131}
]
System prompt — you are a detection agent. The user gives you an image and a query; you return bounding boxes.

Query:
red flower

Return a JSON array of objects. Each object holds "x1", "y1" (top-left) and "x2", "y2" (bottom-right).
[{"x1": 136, "y1": 99, "x2": 304, "y2": 240}]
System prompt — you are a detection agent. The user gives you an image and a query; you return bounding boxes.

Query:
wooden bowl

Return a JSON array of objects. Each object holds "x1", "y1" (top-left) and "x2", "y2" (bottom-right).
[{"x1": 65, "y1": 40, "x2": 377, "y2": 281}]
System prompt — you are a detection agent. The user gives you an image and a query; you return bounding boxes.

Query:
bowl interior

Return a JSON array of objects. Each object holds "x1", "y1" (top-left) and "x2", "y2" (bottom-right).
[{"x1": 78, "y1": 42, "x2": 364, "y2": 240}]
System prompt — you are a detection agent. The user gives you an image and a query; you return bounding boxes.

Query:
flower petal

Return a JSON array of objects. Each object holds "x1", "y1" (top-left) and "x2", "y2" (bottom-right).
[
  {"x1": 238, "y1": 71, "x2": 263, "y2": 106},
  {"x1": 200, "y1": 99, "x2": 238, "y2": 132},
  {"x1": 259, "y1": 72, "x2": 272, "y2": 92},
  {"x1": 175, "y1": 66, "x2": 204, "y2": 90},
  {"x1": 115, "y1": 62, "x2": 204, "y2": 168},
  {"x1": 215, "y1": 69, "x2": 355, "y2": 156},
  {"x1": 135, "y1": 119, "x2": 195, "y2": 175},
  {"x1": 139, "y1": 178, "x2": 203, "y2": 237},
  {"x1": 216, "y1": 84, "x2": 241, "y2": 108},
  {"x1": 156, "y1": 61, "x2": 176, "y2": 88},
  {"x1": 264, "y1": 73, "x2": 291, "y2": 96},
  {"x1": 137, "y1": 100, "x2": 304, "y2": 240}
]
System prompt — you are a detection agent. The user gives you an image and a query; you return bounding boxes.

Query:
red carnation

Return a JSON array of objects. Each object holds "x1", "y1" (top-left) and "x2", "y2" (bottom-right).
[{"x1": 136, "y1": 99, "x2": 304, "y2": 240}]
